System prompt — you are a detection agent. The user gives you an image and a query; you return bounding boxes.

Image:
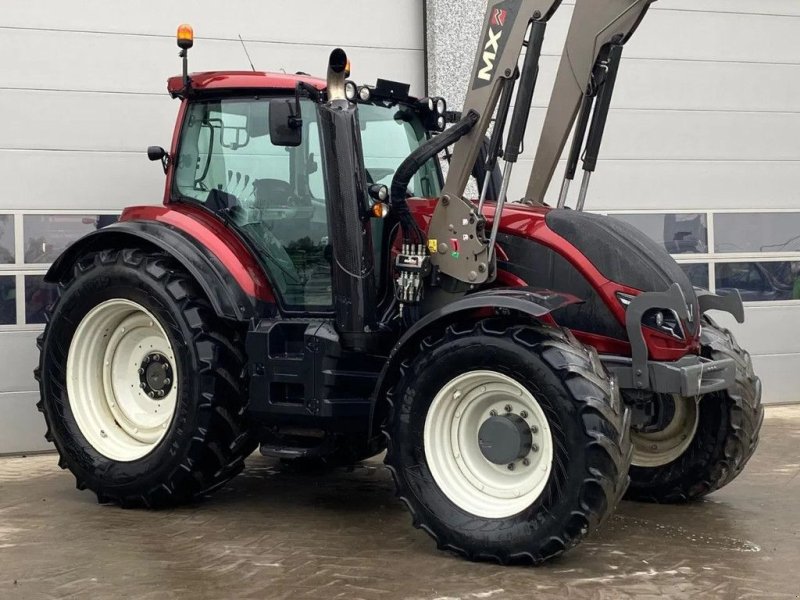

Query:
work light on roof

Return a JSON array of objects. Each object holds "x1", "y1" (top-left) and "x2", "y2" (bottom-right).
[{"x1": 345, "y1": 81, "x2": 358, "y2": 102}]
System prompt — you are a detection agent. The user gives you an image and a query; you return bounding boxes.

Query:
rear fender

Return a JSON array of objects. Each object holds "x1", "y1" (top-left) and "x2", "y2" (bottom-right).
[
  {"x1": 368, "y1": 288, "x2": 579, "y2": 438},
  {"x1": 46, "y1": 220, "x2": 270, "y2": 322}
]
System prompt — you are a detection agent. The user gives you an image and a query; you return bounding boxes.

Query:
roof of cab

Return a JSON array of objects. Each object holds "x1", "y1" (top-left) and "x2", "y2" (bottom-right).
[{"x1": 167, "y1": 71, "x2": 327, "y2": 96}]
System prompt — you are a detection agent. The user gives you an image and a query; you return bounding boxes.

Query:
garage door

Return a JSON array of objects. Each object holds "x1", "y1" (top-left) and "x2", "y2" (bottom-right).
[{"x1": 0, "y1": 0, "x2": 425, "y2": 454}]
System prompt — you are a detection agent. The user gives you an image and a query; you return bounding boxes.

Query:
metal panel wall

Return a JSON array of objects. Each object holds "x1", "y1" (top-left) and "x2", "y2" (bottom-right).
[
  {"x1": 426, "y1": 0, "x2": 800, "y2": 404},
  {"x1": 0, "y1": 0, "x2": 425, "y2": 454}
]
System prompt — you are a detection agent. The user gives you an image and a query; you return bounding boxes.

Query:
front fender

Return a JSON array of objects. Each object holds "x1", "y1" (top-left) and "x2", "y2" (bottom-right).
[
  {"x1": 46, "y1": 220, "x2": 268, "y2": 321},
  {"x1": 368, "y1": 287, "x2": 580, "y2": 438}
]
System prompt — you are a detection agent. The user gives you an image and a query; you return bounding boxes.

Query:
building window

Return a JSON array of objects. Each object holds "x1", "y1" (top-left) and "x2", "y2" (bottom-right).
[
  {"x1": 611, "y1": 213, "x2": 708, "y2": 255},
  {"x1": 0, "y1": 215, "x2": 14, "y2": 264},
  {"x1": 23, "y1": 214, "x2": 117, "y2": 264},
  {"x1": 714, "y1": 213, "x2": 800, "y2": 254},
  {"x1": 0, "y1": 212, "x2": 118, "y2": 327},
  {"x1": 0, "y1": 276, "x2": 15, "y2": 325},
  {"x1": 606, "y1": 211, "x2": 800, "y2": 304},
  {"x1": 25, "y1": 275, "x2": 57, "y2": 325},
  {"x1": 715, "y1": 261, "x2": 800, "y2": 303},
  {"x1": 680, "y1": 263, "x2": 709, "y2": 289}
]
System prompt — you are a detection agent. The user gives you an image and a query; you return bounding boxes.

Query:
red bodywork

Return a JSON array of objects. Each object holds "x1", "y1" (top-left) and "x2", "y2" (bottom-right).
[
  {"x1": 405, "y1": 200, "x2": 699, "y2": 362},
  {"x1": 120, "y1": 72, "x2": 697, "y2": 362}
]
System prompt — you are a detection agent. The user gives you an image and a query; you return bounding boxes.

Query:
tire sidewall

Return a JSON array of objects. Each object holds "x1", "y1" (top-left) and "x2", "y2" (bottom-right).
[
  {"x1": 627, "y1": 316, "x2": 759, "y2": 500},
  {"x1": 41, "y1": 254, "x2": 206, "y2": 495},
  {"x1": 391, "y1": 329, "x2": 590, "y2": 553}
]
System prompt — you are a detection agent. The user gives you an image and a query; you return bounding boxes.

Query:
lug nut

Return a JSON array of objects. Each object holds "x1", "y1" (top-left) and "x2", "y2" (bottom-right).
[
  {"x1": 531, "y1": 425, "x2": 538, "y2": 434},
  {"x1": 158, "y1": 390, "x2": 165, "y2": 398},
  {"x1": 507, "y1": 463, "x2": 515, "y2": 471},
  {"x1": 520, "y1": 410, "x2": 528, "y2": 419},
  {"x1": 163, "y1": 378, "x2": 171, "y2": 386},
  {"x1": 138, "y1": 368, "x2": 145, "y2": 375},
  {"x1": 504, "y1": 404, "x2": 512, "y2": 413},
  {"x1": 531, "y1": 444, "x2": 539, "y2": 453},
  {"x1": 522, "y1": 458, "x2": 530, "y2": 467},
  {"x1": 489, "y1": 410, "x2": 498, "y2": 417},
  {"x1": 139, "y1": 382, "x2": 147, "y2": 389},
  {"x1": 162, "y1": 363, "x2": 169, "y2": 371},
  {"x1": 148, "y1": 391, "x2": 155, "y2": 398}
]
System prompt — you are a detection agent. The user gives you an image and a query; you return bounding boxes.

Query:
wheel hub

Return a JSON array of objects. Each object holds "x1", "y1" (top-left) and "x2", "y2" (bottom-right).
[
  {"x1": 66, "y1": 298, "x2": 179, "y2": 462},
  {"x1": 478, "y1": 414, "x2": 532, "y2": 465},
  {"x1": 423, "y1": 370, "x2": 554, "y2": 519},
  {"x1": 631, "y1": 394, "x2": 699, "y2": 468},
  {"x1": 139, "y1": 352, "x2": 173, "y2": 398}
]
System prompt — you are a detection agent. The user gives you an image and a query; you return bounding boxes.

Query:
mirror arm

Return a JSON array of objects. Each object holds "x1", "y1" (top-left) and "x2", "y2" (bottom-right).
[{"x1": 289, "y1": 82, "x2": 322, "y2": 131}]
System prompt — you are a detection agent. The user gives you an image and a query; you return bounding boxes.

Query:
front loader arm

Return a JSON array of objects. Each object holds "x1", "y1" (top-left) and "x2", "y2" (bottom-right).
[
  {"x1": 427, "y1": 0, "x2": 562, "y2": 287},
  {"x1": 425, "y1": 0, "x2": 655, "y2": 289},
  {"x1": 524, "y1": 0, "x2": 655, "y2": 205},
  {"x1": 442, "y1": 0, "x2": 562, "y2": 198}
]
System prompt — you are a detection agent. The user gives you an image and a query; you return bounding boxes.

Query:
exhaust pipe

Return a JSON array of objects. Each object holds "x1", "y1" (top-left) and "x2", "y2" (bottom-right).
[{"x1": 318, "y1": 49, "x2": 378, "y2": 351}]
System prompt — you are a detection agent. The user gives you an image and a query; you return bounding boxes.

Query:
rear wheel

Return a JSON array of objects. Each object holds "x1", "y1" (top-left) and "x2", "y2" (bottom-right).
[
  {"x1": 36, "y1": 248, "x2": 254, "y2": 507},
  {"x1": 625, "y1": 316, "x2": 763, "y2": 502},
  {"x1": 385, "y1": 319, "x2": 631, "y2": 564}
]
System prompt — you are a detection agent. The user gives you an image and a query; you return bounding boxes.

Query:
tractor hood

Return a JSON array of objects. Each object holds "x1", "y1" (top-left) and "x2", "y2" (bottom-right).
[{"x1": 410, "y1": 199, "x2": 700, "y2": 341}]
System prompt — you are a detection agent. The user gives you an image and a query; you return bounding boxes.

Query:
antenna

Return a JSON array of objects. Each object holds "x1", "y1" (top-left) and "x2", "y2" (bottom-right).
[{"x1": 238, "y1": 34, "x2": 256, "y2": 72}]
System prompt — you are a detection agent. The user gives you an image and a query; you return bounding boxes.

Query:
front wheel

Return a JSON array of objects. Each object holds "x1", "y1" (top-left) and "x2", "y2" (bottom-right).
[
  {"x1": 384, "y1": 319, "x2": 631, "y2": 564},
  {"x1": 36, "y1": 248, "x2": 255, "y2": 507},
  {"x1": 625, "y1": 316, "x2": 763, "y2": 502}
]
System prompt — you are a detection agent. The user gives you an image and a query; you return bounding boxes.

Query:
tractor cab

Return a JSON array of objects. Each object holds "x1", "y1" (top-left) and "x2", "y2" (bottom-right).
[{"x1": 159, "y1": 69, "x2": 445, "y2": 314}]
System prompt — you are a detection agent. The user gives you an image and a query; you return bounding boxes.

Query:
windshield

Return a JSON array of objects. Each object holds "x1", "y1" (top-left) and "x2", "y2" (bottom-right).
[
  {"x1": 357, "y1": 104, "x2": 441, "y2": 197},
  {"x1": 173, "y1": 97, "x2": 440, "y2": 310}
]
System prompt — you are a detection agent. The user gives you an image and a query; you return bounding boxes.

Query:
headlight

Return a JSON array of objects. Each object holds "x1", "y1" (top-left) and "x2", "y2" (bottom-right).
[
  {"x1": 358, "y1": 86, "x2": 372, "y2": 102},
  {"x1": 643, "y1": 308, "x2": 684, "y2": 340},
  {"x1": 617, "y1": 292, "x2": 685, "y2": 340},
  {"x1": 436, "y1": 97, "x2": 446, "y2": 114}
]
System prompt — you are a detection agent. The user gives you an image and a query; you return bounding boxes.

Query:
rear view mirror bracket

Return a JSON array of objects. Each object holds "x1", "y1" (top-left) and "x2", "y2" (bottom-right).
[{"x1": 147, "y1": 146, "x2": 169, "y2": 174}]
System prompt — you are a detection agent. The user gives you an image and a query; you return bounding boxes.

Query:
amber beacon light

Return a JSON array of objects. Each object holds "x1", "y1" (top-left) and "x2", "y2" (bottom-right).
[{"x1": 177, "y1": 24, "x2": 194, "y2": 49}]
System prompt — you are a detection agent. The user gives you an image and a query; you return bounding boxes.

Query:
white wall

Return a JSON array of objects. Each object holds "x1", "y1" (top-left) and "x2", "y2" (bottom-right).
[{"x1": 0, "y1": 0, "x2": 425, "y2": 454}]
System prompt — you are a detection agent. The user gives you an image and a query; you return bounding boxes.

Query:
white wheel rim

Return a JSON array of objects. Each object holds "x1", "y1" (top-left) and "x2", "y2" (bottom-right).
[
  {"x1": 631, "y1": 395, "x2": 699, "y2": 467},
  {"x1": 423, "y1": 370, "x2": 554, "y2": 519},
  {"x1": 66, "y1": 299, "x2": 179, "y2": 462}
]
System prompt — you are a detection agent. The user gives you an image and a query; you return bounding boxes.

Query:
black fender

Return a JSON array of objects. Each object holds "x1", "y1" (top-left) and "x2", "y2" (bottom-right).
[
  {"x1": 368, "y1": 287, "x2": 580, "y2": 438},
  {"x1": 45, "y1": 220, "x2": 262, "y2": 321}
]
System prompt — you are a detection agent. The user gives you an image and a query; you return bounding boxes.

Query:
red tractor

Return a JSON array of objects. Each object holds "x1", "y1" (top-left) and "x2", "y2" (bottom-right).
[{"x1": 36, "y1": 0, "x2": 762, "y2": 563}]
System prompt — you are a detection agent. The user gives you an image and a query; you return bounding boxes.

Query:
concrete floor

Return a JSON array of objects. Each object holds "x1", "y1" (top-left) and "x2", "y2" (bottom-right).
[{"x1": 1, "y1": 407, "x2": 799, "y2": 600}]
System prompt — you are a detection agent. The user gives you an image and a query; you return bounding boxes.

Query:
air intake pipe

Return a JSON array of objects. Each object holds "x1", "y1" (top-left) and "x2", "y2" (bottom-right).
[{"x1": 318, "y1": 49, "x2": 378, "y2": 351}]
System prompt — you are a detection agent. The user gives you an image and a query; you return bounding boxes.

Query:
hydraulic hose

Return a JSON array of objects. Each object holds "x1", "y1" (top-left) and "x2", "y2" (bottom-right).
[{"x1": 390, "y1": 110, "x2": 479, "y2": 240}]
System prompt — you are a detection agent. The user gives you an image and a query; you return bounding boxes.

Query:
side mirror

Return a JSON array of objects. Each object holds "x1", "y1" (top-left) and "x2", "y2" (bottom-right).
[
  {"x1": 147, "y1": 146, "x2": 169, "y2": 174},
  {"x1": 269, "y1": 99, "x2": 302, "y2": 147}
]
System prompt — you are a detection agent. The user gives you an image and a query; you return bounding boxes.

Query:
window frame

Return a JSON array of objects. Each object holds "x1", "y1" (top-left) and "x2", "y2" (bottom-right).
[
  {"x1": 0, "y1": 209, "x2": 120, "y2": 330},
  {"x1": 604, "y1": 208, "x2": 800, "y2": 307}
]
